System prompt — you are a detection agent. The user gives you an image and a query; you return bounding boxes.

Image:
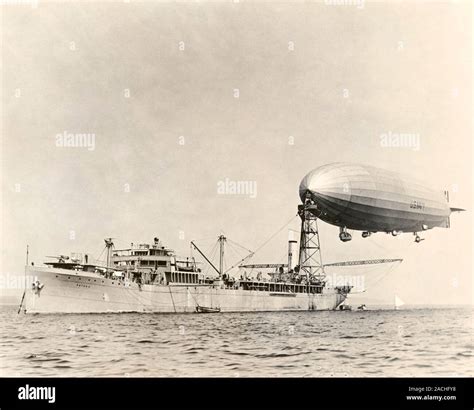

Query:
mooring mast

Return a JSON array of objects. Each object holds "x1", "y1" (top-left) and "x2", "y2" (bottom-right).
[{"x1": 298, "y1": 198, "x2": 325, "y2": 282}]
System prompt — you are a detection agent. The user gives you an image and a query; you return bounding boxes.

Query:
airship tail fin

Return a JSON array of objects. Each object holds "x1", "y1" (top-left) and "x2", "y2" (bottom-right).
[
  {"x1": 443, "y1": 207, "x2": 465, "y2": 228},
  {"x1": 445, "y1": 190, "x2": 465, "y2": 212}
]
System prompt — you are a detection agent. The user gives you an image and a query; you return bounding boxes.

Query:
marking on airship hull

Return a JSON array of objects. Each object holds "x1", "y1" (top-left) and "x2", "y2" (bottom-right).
[
  {"x1": 409, "y1": 200, "x2": 425, "y2": 210},
  {"x1": 313, "y1": 193, "x2": 448, "y2": 232}
]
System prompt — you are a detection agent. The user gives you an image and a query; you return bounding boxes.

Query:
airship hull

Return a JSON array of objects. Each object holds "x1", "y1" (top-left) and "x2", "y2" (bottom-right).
[{"x1": 299, "y1": 163, "x2": 451, "y2": 233}]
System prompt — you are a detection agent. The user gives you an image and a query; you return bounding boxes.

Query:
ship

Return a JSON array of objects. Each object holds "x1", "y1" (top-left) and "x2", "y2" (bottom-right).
[{"x1": 18, "y1": 203, "x2": 353, "y2": 314}]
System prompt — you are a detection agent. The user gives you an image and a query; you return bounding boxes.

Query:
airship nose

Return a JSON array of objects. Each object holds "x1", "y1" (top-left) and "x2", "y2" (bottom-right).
[
  {"x1": 299, "y1": 176, "x2": 311, "y2": 202},
  {"x1": 299, "y1": 163, "x2": 351, "y2": 204},
  {"x1": 299, "y1": 167, "x2": 327, "y2": 203},
  {"x1": 299, "y1": 169, "x2": 326, "y2": 203}
]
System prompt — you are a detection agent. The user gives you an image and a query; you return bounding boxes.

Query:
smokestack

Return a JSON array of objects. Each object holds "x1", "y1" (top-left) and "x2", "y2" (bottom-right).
[{"x1": 288, "y1": 240, "x2": 298, "y2": 272}]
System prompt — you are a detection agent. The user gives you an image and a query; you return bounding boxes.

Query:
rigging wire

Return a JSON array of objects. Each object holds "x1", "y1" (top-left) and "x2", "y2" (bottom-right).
[
  {"x1": 208, "y1": 242, "x2": 220, "y2": 275},
  {"x1": 190, "y1": 214, "x2": 298, "y2": 276},
  {"x1": 325, "y1": 259, "x2": 403, "y2": 292},
  {"x1": 221, "y1": 214, "x2": 299, "y2": 274},
  {"x1": 226, "y1": 238, "x2": 253, "y2": 255},
  {"x1": 365, "y1": 260, "x2": 402, "y2": 289},
  {"x1": 251, "y1": 214, "x2": 299, "y2": 256},
  {"x1": 95, "y1": 246, "x2": 106, "y2": 265},
  {"x1": 223, "y1": 240, "x2": 254, "y2": 274},
  {"x1": 353, "y1": 233, "x2": 418, "y2": 291}
]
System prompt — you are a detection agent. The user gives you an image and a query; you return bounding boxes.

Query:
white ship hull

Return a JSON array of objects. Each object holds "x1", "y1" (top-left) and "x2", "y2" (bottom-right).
[{"x1": 21, "y1": 267, "x2": 348, "y2": 314}]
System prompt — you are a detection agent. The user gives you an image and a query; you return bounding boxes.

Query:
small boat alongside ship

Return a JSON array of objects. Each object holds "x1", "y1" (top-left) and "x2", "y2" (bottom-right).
[{"x1": 195, "y1": 306, "x2": 221, "y2": 314}]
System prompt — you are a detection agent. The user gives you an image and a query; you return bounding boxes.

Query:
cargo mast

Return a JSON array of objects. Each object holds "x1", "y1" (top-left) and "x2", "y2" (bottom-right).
[
  {"x1": 298, "y1": 198, "x2": 325, "y2": 282},
  {"x1": 218, "y1": 235, "x2": 226, "y2": 276},
  {"x1": 104, "y1": 238, "x2": 114, "y2": 271}
]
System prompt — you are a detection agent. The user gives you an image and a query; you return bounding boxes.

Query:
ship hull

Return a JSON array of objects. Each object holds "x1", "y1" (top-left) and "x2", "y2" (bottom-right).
[{"x1": 21, "y1": 267, "x2": 348, "y2": 314}]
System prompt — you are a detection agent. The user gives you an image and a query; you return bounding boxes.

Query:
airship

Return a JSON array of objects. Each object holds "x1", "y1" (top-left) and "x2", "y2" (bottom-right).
[{"x1": 299, "y1": 163, "x2": 464, "y2": 242}]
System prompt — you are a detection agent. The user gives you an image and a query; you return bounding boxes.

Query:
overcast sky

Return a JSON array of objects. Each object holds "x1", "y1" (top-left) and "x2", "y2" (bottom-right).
[{"x1": 1, "y1": 1, "x2": 472, "y2": 305}]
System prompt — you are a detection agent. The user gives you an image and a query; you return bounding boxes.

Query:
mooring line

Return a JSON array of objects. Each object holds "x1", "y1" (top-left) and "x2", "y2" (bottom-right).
[
  {"x1": 17, "y1": 291, "x2": 26, "y2": 314},
  {"x1": 168, "y1": 286, "x2": 177, "y2": 313}
]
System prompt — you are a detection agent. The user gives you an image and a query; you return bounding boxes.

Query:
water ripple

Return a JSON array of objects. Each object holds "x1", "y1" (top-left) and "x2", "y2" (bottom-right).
[{"x1": 0, "y1": 306, "x2": 471, "y2": 377}]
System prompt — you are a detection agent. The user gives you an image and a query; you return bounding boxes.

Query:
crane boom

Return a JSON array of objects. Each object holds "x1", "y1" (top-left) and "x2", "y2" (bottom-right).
[
  {"x1": 239, "y1": 263, "x2": 287, "y2": 269},
  {"x1": 323, "y1": 258, "x2": 403, "y2": 267},
  {"x1": 190, "y1": 241, "x2": 221, "y2": 276}
]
